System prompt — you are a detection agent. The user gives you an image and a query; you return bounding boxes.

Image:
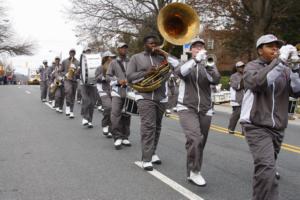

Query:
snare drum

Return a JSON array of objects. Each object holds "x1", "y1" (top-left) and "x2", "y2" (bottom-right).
[
  {"x1": 81, "y1": 53, "x2": 101, "y2": 85},
  {"x1": 124, "y1": 91, "x2": 138, "y2": 114}
]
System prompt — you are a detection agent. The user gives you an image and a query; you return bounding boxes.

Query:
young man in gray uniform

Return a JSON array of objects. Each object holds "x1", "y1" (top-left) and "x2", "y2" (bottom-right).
[
  {"x1": 240, "y1": 34, "x2": 300, "y2": 200},
  {"x1": 38, "y1": 60, "x2": 50, "y2": 102},
  {"x1": 47, "y1": 62, "x2": 55, "y2": 105},
  {"x1": 228, "y1": 61, "x2": 245, "y2": 134},
  {"x1": 175, "y1": 38, "x2": 220, "y2": 186},
  {"x1": 106, "y1": 42, "x2": 131, "y2": 149},
  {"x1": 61, "y1": 49, "x2": 80, "y2": 118},
  {"x1": 80, "y1": 48, "x2": 97, "y2": 128},
  {"x1": 51, "y1": 57, "x2": 64, "y2": 113},
  {"x1": 96, "y1": 51, "x2": 115, "y2": 138},
  {"x1": 127, "y1": 35, "x2": 179, "y2": 171}
]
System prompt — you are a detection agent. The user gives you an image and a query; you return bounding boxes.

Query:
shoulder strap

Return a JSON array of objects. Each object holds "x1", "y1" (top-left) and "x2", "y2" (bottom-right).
[{"x1": 116, "y1": 60, "x2": 126, "y2": 73}]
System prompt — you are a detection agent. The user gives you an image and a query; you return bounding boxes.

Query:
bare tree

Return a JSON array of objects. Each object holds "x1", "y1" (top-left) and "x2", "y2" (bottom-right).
[
  {"x1": 0, "y1": 1, "x2": 35, "y2": 56},
  {"x1": 188, "y1": 0, "x2": 300, "y2": 59},
  {"x1": 68, "y1": 0, "x2": 177, "y2": 52}
]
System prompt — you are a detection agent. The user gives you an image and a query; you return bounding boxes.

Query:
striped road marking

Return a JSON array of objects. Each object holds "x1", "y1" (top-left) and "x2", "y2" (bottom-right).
[
  {"x1": 167, "y1": 114, "x2": 300, "y2": 155},
  {"x1": 134, "y1": 161, "x2": 204, "y2": 200}
]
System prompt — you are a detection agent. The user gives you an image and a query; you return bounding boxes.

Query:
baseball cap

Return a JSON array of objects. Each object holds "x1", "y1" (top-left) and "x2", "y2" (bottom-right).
[
  {"x1": 190, "y1": 37, "x2": 205, "y2": 47},
  {"x1": 102, "y1": 51, "x2": 116, "y2": 58},
  {"x1": 235, "y1": 61, "x2": 245, "y2": 68},
  {"x1": 256, "y1": 34, "x2": 284, "y2": 48},
  {"x1": 117, "y1": 42, "x2": 128, "y2": 48},
  {"x1": 43, "y1": 59, "x2": 48, "y2": 63}
]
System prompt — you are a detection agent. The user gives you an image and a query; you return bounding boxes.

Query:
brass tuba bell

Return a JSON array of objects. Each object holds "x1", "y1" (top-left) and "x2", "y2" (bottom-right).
[
  {"x1": 157, "y1": 3, "x2": 200, "y2": 46},
  {"x1": 130, "y1": 3, "x2": 200, "y2": 93}
]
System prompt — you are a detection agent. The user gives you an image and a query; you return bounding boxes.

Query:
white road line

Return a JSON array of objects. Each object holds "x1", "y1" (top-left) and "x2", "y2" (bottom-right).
[
  {"x1": 25, "y1": 90, "x2": 31, "y2": 94},
  {"x1": 134, "y1": 161, "x2": 204, "y2": 200},
  {"x1": 45, "y1": 102, "x2": 52, "y2": 108}
]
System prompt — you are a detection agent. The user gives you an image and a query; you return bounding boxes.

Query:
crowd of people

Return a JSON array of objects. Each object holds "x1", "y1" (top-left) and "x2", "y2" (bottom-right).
[{"x1": 37, "y1": 34, "x2": 300, "y2": 200}]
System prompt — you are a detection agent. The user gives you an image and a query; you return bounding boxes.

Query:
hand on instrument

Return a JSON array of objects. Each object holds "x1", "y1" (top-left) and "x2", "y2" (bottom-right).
[
  {"x1": 118, "y1": 79, "x2": 127, "y2": 86},
  {"x1": 70, "y1": 63, "x2": 76, "y2": 69},
  {"x1": 152, "y1": 47, "x2": 169, "y2": 58},
  {"x1": 194, "y1": 50, "x2": 207, "y2": 63},
  {"x1": 279, "y1": 45, "x2": 297, "y2": 63}
]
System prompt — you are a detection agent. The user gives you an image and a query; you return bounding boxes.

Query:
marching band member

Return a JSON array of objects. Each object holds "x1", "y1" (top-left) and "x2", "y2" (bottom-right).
[
  {"x1": 175, "y1": 38, "x2": 220, "y2": 186},
  {"x1": 95, "y1": 51, "x2": 115, "y2": 138},
  {"x1": 48, "y1": 62, "x2": 55, "y2": 105},
  {"x1": 228, "y1": 61, "x2": 245, "y2": 134},
  {"x1": 51, "y1": 57, "x2": 64, "y2": 113},
  {"x1": 106, "y1": 42, "x2": 131, "y2": 149},
  {"x1": 80, "y1": 48, "x2": 97, "y2": 128},
  {"x1": 61, "y1": 49, "x2": 80, "y2": 118},
  {"x1": 38, "y1": 60, "x2": 50, "y2": 102},
  {"x1": 240, "y1": 34, "x2": 300, "y2": 200},
  {"x1": 126, "y1": 35, "x2": 179, "y2": 171}
]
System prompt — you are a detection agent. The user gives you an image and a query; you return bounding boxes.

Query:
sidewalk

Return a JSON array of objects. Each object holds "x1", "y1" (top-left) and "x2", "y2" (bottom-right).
[{"x1": 214, "y1": 103, "x2": 300, "y2": 126}]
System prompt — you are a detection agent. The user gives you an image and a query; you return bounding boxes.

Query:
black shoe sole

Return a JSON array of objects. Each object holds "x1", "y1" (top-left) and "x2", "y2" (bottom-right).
[
  {"x1": 143, "y1": 166, "x2": 153, "y2": 171},
  {"x1": 88, "y1": 125, "x2": 93, "y2": 128},
  {"x1": 122, "y1": 143, "x2": 132, "y2": 147},
  {"x1": 103, "y1": 132, "x2": 108, "y2": 136},
  {"x1": 83, "y1": 123, "x2": 88, "y2": 126},
  {"x1": 152, "y1": 160, "x2": 162, "y2": 165}
]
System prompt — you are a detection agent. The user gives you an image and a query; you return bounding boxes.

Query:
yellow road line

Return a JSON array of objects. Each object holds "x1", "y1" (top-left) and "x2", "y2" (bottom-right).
[{"x1": 166, "y1": 115, "x2": 300, "y2": 154}]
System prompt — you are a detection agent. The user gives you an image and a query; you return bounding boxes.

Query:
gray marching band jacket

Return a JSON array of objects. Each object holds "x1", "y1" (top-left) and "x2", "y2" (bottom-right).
[
  {"x1": 126, "y1": 51, "x2": 179, "y2": 102},
  {"x1": 106, "y1": 57, "x2": 130, "y2": 98},
  {"x1": 230, "y1": 72, "x2": 244, "y2": 106},
  {"x1": 240, "y1": 58, "x2": 300, "y2": 130},
  {"x1": 175, "y1": 59, "x2": 221, "y2": 115},
  {"x1": 38, "y1": 65, "x2": 51, "y2": 82},
  {"x1": 95, "y1": 66, "x2": 111, "y2": 97},
  {"x1": 61, "y1": 58, "x2": 80, "y2": 82}
]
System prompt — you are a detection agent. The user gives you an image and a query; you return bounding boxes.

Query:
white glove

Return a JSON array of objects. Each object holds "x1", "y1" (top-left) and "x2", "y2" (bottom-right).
[
  {"x1": 195, "y1": 50, "x2": 207, "y2": 62},
  {"x1": 279, "y1": 45, "x2": 297, "y2": 62},
  {"x1": 70, "y1": 63, "x2": 76, "y2": 69}
]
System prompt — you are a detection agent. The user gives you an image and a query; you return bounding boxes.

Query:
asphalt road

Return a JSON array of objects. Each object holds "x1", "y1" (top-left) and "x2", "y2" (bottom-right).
[{"x1": 0, "y1": 85, "x2": 299, "y2": 200}]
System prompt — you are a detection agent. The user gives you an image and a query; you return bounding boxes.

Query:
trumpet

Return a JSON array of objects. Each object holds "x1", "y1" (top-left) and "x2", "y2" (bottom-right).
[{"x1": 206, "y1": 54, "x2": 217, "y2": 67}]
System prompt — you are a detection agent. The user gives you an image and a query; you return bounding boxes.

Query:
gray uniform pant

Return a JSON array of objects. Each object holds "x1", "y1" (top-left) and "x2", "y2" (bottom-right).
[
  {"x1": 96, "y1": 92, "x2": 102, "y2": 106},
  {"x1": 80, "y1": 85, "x2": 97, "y2": 122},
  {"x1": 40, "y1": 80, "x2": 48, "y2": 100},
  {"x1": 137, "y1": 99, "x2": 166, "y2": 162},
  {"x1": 228, "y1": 106, "x2": 241, "y2": 132},
  {"x1": 111, "y1": 96, "x2": 130, "y2": 140},
  {"x1": 167, "y1": 86, "x2": 178, "y2": 109},
  {"x1": 54, "y1": 86, "x2": 64, "y2": 109},
  {"x1": 64, "y1": 80, "x2": 77, "y2": 112},
  {"x1": 242, "y1": 123, "x2": 283, "y2": 200},
  {"x1": 100, "y1": 95, "x2": 112, "y2": 128},
  {"x1": 178, "y1": 109, "x2": 212, "y2": 176},
  {"x1": 77, "y1": 83, "x2": 82, "y2": 101}
]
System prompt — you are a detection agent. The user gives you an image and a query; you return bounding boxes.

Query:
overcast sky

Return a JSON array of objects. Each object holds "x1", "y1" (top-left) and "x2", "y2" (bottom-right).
[{"x1": 7, "y1": 0, "x2": 83, "y2": 75}]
